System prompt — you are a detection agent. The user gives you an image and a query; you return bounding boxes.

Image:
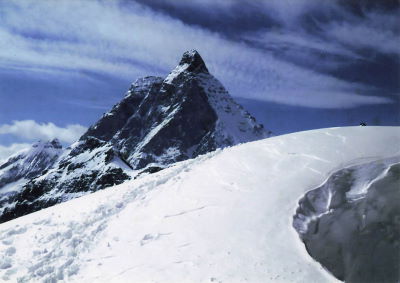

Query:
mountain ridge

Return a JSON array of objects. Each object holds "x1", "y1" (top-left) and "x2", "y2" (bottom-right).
[{"x1": 0, "y1": 50, "x2": 269, "y2": 223}]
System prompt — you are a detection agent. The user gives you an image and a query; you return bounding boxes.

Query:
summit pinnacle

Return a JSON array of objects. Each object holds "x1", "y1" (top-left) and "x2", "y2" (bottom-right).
[{"x1": 178, "y1": 50, "x2": 209, "y2": 74}]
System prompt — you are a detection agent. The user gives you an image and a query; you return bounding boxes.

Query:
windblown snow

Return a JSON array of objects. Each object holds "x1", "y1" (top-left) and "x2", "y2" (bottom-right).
[{"x1": 0, "y1": 127, "x2": 399, "y2": 282}]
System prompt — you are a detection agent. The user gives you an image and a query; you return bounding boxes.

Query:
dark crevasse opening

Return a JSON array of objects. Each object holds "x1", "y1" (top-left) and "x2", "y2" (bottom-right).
[{"x1": 293, "y1": 157, "x2": 400, "y2": 283}]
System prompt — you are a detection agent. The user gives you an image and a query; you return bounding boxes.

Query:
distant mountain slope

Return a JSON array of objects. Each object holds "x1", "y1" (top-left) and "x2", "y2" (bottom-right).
[
  {"x1": 0, "y1": 50, "x2": 269, "y2": 223},
  {"x1": 0, "y1": 139, "x2": 62, "y2": 189},
  {"x1": 0, "y1": 127, "x2": 398, "y2": 282},
  {"x1": 0, "y1": 140, "x2": 63, "y2": 215}
]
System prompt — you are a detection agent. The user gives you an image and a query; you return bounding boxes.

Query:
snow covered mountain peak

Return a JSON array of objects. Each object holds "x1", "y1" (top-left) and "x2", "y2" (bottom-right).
[
  {"x1": 178, "y1": 49, "x2": 209, "y2": 74},
  {"x1": 164, "y1": 50, "x2": 209, "y2": 84},
  {"x1": 0, "y1": 140, "x2": 63, "y2": 217},
  {"x1": 0, "y1": 51, "x2": 269, "y2": 223},
  {"x1": 32, "y1": 138, "x2": 62, "y2": 150},
  {"x1": 163, "y1": 50, "x2": 270, "y2": 144},
  {"x1": 0, "y1": 139, "x2": 63, "y2": 188},
  {"x1": 84, "y1": 50, "x2": 269, "y2": 169}
]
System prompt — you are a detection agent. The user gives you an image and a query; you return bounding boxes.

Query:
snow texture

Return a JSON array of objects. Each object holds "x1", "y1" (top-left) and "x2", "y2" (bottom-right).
[{"x1": 0, "y1": 126, "x2": 398, "y2": 282}]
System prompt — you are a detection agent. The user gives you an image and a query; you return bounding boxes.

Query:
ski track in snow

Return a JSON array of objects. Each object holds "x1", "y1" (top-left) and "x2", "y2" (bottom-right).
[
  {"x1": 164, "y1": 206, "x2": 208, "y2": 218},
  {"x1": 0, "y1": 127, "x2": 398, "y2": 282}
]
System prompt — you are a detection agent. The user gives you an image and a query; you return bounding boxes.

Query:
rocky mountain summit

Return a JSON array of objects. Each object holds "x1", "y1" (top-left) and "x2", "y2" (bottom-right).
[
  {"x1": 0, "y1": 50, "x2": 269, "y2": 223},
  {"x1": 82, "y1": 50, "x2": 268, "y2": 168}
]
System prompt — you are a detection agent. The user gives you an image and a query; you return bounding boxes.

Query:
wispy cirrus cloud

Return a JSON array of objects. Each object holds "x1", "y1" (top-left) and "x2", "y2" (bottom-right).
[
  {"x1": 325, "y1": 14, "x2": 400, "y2": 56},
  {"x1": 0, "y1": 0, "x2": 398, "y2": 110},
  {"x1": 0, "y1": 120, "x2": 86, "y2": 144},
  {"x1": 136, "y1": 0, "x2": 399, "y2": 96}
]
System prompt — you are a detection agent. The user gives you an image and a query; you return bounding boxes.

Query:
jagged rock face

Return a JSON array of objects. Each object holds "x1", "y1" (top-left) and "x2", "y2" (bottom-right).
[
  {"x1": 0, "y1": 50, "x2": 269, "y2": 223},
  {"x1": 82, "y1": 76, "x2": 164, "y2": 142},
  {"x1": 84, "y1": 50, "x2": 268, "y2": 169}
]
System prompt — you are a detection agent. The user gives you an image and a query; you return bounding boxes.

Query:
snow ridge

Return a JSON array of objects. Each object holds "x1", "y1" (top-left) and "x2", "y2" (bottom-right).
[{"x1": 0, "y1": 127, "x2": 398, "y2": 282}]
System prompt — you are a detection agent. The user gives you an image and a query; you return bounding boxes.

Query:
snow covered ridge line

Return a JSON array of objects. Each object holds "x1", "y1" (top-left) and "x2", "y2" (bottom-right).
[
  {"x1": 293, "y1": 156, "x2": 400, "y2": 283},
  {"x1": 0, "y1": 50, "x2": 269, "y2": 223},
  {"x1": 0, "y1": 126, "x2": 398, "y2": 282}
]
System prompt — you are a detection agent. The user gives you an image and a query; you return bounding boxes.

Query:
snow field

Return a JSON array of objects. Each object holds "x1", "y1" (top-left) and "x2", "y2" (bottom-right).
[{"x1": 0, "y1": 126, "x2": 398, "y2": 282}]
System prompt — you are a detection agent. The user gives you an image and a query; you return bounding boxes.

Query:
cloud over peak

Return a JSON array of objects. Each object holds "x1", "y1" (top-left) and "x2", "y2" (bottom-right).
[
  {"x1": 0, "y1": 143, "x2": 32, "y2": 162},
  {"x1": 0, "y1": 120, "x2": 87, "y2": 144}
]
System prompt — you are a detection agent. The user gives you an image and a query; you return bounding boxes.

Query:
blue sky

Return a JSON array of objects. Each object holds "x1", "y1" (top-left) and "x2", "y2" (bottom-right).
[{"x1": 0, "y1": 0, "x2": 399, "y2": 159}]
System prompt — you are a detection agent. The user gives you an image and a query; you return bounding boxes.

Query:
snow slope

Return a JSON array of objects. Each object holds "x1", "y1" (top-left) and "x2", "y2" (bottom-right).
[{"x1": 0, "y1": 127, "x2": 399, "y2": 282}]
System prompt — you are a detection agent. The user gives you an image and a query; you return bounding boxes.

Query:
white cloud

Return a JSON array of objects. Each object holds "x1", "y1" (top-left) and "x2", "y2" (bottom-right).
[
  {"x1": 257, "y1": 0, "x2": 340, "y2": 25},
  {"x1": 0, "y1": 120, "x2": 87, "y2": 144},
  {"x1": 243, "y1": 30, "x2": 361, "y2": 60},
  {"x1": 326, "y1": 19, "x2": 400, "y2": 56},
  {"x1": 0, "y1": 0, "x2": 396, "y2": 109},
  {"x1": 0, "y1": 143, "x2": 31, "y2": 162},
  {"x1": 254, "y1": 89, "x2": 393, "y2": 109}
]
